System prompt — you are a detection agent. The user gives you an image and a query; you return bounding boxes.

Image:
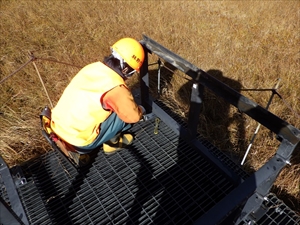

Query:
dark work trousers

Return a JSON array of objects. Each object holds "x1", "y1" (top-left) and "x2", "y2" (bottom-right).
[{"x1": 74, "y1": 112, "x2": 132, "y2": 154}]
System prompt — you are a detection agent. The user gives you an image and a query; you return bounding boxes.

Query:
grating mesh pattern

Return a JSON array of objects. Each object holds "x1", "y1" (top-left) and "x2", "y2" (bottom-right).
[
  {"x1": 198, "y1": 137, "x2": 249, "y2": 180},
  {"x1": 236, "y1": 193, "x2": 300, "y2": 225},
  {"x1": 17, "y1": 118, "x2": 235, "y2": 225},
  {"x1": 154, "y1": 99, "x2": 249, "y2": 180},
  {"x1": 255, "y1": 193, "x2": 300, "y2": 225}
]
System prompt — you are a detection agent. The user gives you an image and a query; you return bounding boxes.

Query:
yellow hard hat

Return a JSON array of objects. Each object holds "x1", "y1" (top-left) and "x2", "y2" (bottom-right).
[{"x1": 111, "y1": 38, "x2": 145, "y2": 71}]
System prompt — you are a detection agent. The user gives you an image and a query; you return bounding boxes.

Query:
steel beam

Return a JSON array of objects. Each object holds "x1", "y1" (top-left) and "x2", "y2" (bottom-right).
[
  {"x1": 141, "y1": 35, "x2": 300, "y2": 146},
  {"x1": 141, "y1": 35, "x2": 300, "y2": 224},
  {"x1": 0, "y1": 156, "x2": 29, "y2": 225}
]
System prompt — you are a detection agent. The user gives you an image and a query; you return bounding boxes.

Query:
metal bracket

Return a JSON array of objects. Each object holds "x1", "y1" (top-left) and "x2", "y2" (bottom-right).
[
  {"x1": 0, "y1": 156, "x2": 29, "y2": 225},
  {"x1": 235, "y1": 193, "x2": 268, "y2": 224},
  {"x1": 10, "y1": 166, "x2": 27, "y2": 188},
  {"x1": 142, "y1": 113, "x2": 155, "y2": 121},
  {"x1": 234, "y1": 140, "x2": 294, "y2": 224},
  {"x1": 0, "y1": 196, "x2": 26, "y2": 225}
]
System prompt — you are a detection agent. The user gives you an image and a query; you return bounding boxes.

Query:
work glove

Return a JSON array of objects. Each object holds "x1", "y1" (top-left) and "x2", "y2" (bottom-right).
[
  {"x1": 139, "y1": 105, "x2": 147, "y2": 121},
  {"x1": 139, "y1": 105, "x2": 146, "y2": 115},
  {"x1": 138, "y1": 105, "x2": 154, "y2": 121}
]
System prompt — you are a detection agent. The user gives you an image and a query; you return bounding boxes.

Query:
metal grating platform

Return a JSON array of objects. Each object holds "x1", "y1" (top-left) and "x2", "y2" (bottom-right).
[
  {"x1": 252, "y1": 193, "x2": 300, "y2": 225},
  {"x1": 16, "y1": 117, "x2": 236, "y2": 225},
  {"x1": 1, "y1": 114, "x2": 297, "y2": 225},
  {"x1": 154, "y1": 99, "x2": 250, "y2": 181}
]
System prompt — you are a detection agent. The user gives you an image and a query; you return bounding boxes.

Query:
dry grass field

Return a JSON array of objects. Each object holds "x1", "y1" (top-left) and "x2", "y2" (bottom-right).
[{"x1": 1, "y1": 1, "x2": 299, "y2": 213}]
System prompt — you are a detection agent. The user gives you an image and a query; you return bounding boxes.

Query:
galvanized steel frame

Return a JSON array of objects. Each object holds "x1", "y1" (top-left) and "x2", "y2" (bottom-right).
[
  {"x1": 0, "y1": 157, "x2": 28, "y2": 225},
  {"x1": 139, "y1": 35, "x2": 300, "y2": 224}
]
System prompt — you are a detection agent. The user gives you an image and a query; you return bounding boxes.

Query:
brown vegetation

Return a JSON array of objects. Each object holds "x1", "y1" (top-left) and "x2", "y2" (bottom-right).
[{"x1": 0, "y1": 1, "x2": 299, "y2": 213}]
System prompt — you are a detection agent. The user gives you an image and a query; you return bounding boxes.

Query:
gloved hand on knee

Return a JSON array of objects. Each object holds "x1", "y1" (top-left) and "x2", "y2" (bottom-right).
[
  {"x1": 139, "y1": 105, "x2": 147, "y2": 121},
  {"x1": 139, "y1": 105, "x2": 146, "y2": 115},
  {"x1": 138, "y1": 105, "x2": 155, "y2": 122}
]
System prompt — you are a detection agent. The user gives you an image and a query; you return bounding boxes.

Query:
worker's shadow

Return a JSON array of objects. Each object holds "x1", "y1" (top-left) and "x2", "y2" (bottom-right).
[
  {"x1": 156, "y1": 65, "x2": 247, "y2": 164},
  {"x1": 197, "y1": 69, "x2": 247, "y2": 163},
  {"x1": 21, "y1": 150, "x2": 96, "y2": 225}
]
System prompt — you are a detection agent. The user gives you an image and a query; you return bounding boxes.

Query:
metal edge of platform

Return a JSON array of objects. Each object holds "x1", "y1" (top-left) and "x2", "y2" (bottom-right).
[{"x1": 1, "y1": 99, "x2": 299, "y2": 225}]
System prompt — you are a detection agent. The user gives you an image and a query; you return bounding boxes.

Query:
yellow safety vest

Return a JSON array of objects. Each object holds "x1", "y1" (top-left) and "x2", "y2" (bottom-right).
[{"x1": 51, "y1": 62, "x2": 125, "y2": 146}]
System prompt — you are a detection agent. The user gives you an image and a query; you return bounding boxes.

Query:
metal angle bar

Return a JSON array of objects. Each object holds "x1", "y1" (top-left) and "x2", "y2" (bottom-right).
[
  {"x1": 197, "y1": 75, "x2": 300, "y2": 145},
  {"x1": 141, "y1": 35, "x2": 300, "y2": 146},
  {"x1": 0, "y1": 156, "x2": 29, "y2": 225},
  {"x1": 187, "y1": 81, "x2": 204, "y2": 138},
  {"x1": 139, "y1": 42, "x2": 151, "y2": 113},
  {"x1": 0, "y1": 196, "x2": 26, "y2": 225},
  {"x1": 141, "y1": 35, "x2": 199, "y2": 78},
  {"x1": 193, "y1": 149, "x2": 288, "y2": 225},
  {"x1": 234, "y1": 139, "x2": 297, "y2": 224}
]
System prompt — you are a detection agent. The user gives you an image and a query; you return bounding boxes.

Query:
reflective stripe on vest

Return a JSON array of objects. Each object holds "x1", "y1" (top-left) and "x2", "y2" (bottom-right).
[{"x1": 51, "y1": 62, "x2": 125, "y2": 146}]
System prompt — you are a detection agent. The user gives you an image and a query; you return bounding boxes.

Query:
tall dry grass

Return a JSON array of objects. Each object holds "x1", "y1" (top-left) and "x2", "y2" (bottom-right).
[{"x1": 0, "y1": 1, "x2": 299, "y2": 212}]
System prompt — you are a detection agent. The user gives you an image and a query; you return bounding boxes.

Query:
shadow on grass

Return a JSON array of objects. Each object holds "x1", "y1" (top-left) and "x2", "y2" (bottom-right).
[{"x1": 153, "y1": 64, "x2": 248, "y2": 165}]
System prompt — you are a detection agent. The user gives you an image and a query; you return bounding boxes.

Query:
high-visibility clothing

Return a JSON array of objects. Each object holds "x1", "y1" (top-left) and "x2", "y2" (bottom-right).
[
  {"x1": 102, "y1": 85, "x2": 143, "y2": 123},
  {"x1": 51, "y1": 62, "x2": 126, "y2": 147}
]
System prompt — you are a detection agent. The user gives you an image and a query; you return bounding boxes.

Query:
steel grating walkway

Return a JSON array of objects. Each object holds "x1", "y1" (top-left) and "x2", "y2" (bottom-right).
[
  {"x1": 12, "y1": 115, "x2": 299, "y2": 225},
  {"x1": 16, "y1": 117, "x2": 235, "y2": 225}
]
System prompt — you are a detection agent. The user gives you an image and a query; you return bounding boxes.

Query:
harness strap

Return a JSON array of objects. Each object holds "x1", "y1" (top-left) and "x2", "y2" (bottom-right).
[{"x1": 40, "y1": 106, "x2": 77, "y2": 153}]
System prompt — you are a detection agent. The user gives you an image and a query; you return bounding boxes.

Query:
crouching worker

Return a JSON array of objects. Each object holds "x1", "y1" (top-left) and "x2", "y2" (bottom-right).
[{"x1": 49, "y1": 38, "x2": 146, "y2": 166}]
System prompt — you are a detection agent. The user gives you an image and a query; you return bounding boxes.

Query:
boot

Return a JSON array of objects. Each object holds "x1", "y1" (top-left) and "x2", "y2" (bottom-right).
[
  {"x1": 103, "y1": 133, "x2": 134, "y2": 155},
  {"x1": 68, "y1": 151, "x2": 90, "y2": 167},
  {"x1": 53, "y1": 136, "x2": 90, "y2": 167}
]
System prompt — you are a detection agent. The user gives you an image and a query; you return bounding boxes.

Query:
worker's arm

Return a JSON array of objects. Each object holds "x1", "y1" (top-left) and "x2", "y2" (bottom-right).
[{"x1": 102, "y1": 85, "x2": 144, "y2": 123}]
